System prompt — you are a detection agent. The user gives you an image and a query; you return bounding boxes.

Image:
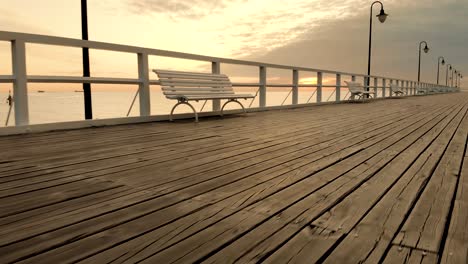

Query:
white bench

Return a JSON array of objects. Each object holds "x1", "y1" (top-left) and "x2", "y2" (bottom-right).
[
  {"x1": 344, "y1": 81, "x2": 376, "y2": 100},
  {"x1": 153, "y1": 70, "x2": 254, "y2": 122},
  {"x1": 416, "y1": 86, "x2": 427, "y2": 94},
  {"x1": 390, "y1": 83, "x2": 405, "y2": 96}
]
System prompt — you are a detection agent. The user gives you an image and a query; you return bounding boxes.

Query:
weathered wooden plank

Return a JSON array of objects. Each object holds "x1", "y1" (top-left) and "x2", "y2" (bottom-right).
[
  {"x1": 0, "y1": 120, "x2": 381, "y2": 261},
  {"x1": 0, "y1": 104, "x2": 406, "y2": 239},
  {"x1": 315, "y1": 106, "x2": 466, "y2": 263},
  {"x1": 383, "y1": 246, "x2": 438, "y2": 264},
  {"x1": 0, "y1": 93, "x2": 465, "y2": 264},
  {"x1": 196, "y1": 103, "x2": 463, "y2": 264},
  {"x1": 0, "y1": 102, "x2": 394, "y2": 176},
  {"x1": 263, "y1": 226, "x2": 343, "y2": 264},
  {"x1": 11, "y1": 96, "x2": 440, "y2": 262},
  {"x1": 440, "y1": 157, "x2": 468, "y2": 264},
  {"x1": 109, "y1": 101, "x2": 458, "y2": 262},
  {"x1": 393, "y1": 107, "x2": 468, "y2": 252}
]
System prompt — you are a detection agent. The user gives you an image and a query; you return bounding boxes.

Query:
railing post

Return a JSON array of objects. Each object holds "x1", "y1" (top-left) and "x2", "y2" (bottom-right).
[
  {"x1": 382, "y1": 78, "x2": 386, "y2": 97},
  {"x1": 137, "y1": 52, "x2": 151, "y2": 116},
  {"x1": 410, "y1": 82, "x2": 413, "y2": 95},
  {"x1": 406, "y1": 81, "x2": 409, "y2": 95},
  {"x1": 336, "y1": 73, "x2": 341, "y2": 102},
  {"x1": 373, "y1": 77, "x2": 378, "y2": 97},
  {"x1": 352, "y1": 75, "x2": 356, "y2": 82},
  {"x1": 11, "y1": 39, "x2": 29, "y2": 126},
  {"x1": 362, "y1": 76, "x2": 367, "y2": 98},
  {"x1": 317, "y1": 72, "x2": 322, "y2": 103},
  {"x1": 389, "y1": 79, "x2": 393, "y2": 96},
  {"x1": 292, "y1": 69, "x2": 299, "y2": 105},
  {"x1": 259, "y1": 66, "x2": 266, "y2": 108},
  {"x1": 212, "y1": 61, "x2": 221, "y2": 111}
]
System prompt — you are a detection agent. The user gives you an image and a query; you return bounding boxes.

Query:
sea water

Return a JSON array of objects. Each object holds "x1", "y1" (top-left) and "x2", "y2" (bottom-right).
[{"x1": 0, "y1": 89, "x2": 345, "y2": 126}]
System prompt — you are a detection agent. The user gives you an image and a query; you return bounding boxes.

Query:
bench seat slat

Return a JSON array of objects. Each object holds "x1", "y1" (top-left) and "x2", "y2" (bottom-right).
[
  {"x1": 159, "y1": 74, "x2": 229, "y2": 79},
  {"x1": 155, "y1": 70, "x2": 228, "y2": 78},
  {"x1": 159, "y1": 76, "x2": 229, "y2": 82},
  {"x1": 159, "y1": 81, "x2": 232, "y2": 87},
  {"x1": 163, "y1": 91, "x2": 235, "y2": 96},
  {"x1": 162, "y1": 87, "x2": 233, "y2": 92},
  {"x1": 162, "y1": 87, "x2": 234, "y2": 92},
  {"x1": 166, "y1": 94, "x2": 255, "y2": 100}
]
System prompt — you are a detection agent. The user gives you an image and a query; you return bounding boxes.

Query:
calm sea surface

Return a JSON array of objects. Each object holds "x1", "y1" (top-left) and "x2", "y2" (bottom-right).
[{"x1": 0, "y1": 89, "x2": 345, "y2": 126}]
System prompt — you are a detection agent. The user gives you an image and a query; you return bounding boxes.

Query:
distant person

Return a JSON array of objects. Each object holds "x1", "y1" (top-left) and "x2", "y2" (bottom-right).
[{"x1": 6, "y1": 91, "x2": 13, "y2": 106}]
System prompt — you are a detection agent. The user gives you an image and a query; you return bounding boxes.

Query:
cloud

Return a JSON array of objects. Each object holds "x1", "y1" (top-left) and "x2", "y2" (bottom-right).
[
  {"x1": 0, "y1": 8, "x2": 53, "y2": 35},
  {"x1": 128, "y1": 0, "x2": 247, "y2": 19},
  {"x1": 237, "y1": 0, "x2": 468, "y2": 84}
]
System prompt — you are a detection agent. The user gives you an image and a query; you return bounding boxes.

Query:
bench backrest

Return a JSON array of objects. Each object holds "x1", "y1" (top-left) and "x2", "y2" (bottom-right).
[
  {"x1": 153, "y1": 70, "x2": 234, "y2": 98},
  {"x1": 344, "y1": 81, "x2": 365, "y2": 93}
]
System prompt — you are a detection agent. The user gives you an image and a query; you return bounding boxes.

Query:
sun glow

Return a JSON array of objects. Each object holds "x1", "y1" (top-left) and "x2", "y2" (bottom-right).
[{"x1": 299, "y1": 77, "x2": 318, "y2": 84}]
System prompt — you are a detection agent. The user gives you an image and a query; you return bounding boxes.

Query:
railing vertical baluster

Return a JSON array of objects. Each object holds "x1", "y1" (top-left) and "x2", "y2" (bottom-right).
[
  {"x1": 336, "y1": 73, "x2": 341, "y2": 102},
  {"x1": 352, "y1": 75, "x2": 356, "y2": 82},
  {"x1": 382, "y1": 78, "x2": 386, "y2": 97},
  {"x1": 11, "y1": 39, "x2": 29, "y2": 126},
  {"x1": 292, "y1": 70, "x2": 299, "y2": 105},
  {"x1": 406, "y1": 81, "x2": 409, "y2": 95},
  {"x1": 317, "y1": 72, "x2": 322, "y2": 103},
  {"x1": 389, "y1": 79, "x2": 393, "y2": 96},
  {"x1": 137, "y1": 52, "x2": 150, "y2": 116},
  {"x1": 363, "y1": 76, "x2": 367, "y2": 91},
  {"x1": 212, "y1": 61, "x2": 221, "y2": 111},
  {"x1": 259, "y1": 66, "x2": 266, "y2": 108},
  {"x1": 373, "y1": 77, "x2": 378, "y2": 98}
]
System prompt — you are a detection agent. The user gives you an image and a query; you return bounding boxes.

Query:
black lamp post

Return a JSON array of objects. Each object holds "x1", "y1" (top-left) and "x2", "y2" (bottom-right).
[
  {"x1": 437, "y1": 56, "x2": 445, "y2": 85},
  {"x1": 366, "y1": 1, "x2": 388, "y2": 91},
  {"x1": 452, "y1": 69, "x2": 456, "y2": 87},
  {"x1": 417, "y1": 41, "x2": 429, "y2": 82},
  {"x1": 81, "y1": 0, "x2": 92, "y2": 119},
  {"x1": 446, "y1": 64, "x2": 452, "y2": 86}
]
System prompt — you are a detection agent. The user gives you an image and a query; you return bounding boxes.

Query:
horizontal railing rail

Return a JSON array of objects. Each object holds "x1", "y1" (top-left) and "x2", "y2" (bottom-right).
[{"x1": 0, "y1": 30, "x2": 457, "y2": 127}]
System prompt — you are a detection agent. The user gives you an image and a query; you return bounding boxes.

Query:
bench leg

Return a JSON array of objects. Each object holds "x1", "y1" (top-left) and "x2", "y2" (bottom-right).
[
  {"x1": 349, "y1": 93, "x2": 362, "y2": 101},
  {"x1": 220, "y1": 99, "x2": 246, "y2": 117},
  {"x1": 170, "y1": 100, "x2": 199, "y2": 122}
]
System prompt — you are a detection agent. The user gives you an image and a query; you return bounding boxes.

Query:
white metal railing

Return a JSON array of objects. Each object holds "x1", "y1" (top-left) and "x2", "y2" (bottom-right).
[{"x1": 0, "y1": 30, "x2": 458, "y2": 127}]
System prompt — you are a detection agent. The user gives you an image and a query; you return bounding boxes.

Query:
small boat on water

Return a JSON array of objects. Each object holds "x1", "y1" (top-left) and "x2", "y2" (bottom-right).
[
  {"x1": 37, "y1": 90, "x2": 45, "y2": 93},
  {"x1": 74, "y1": 90, "x2": 84, "y2": 93}
]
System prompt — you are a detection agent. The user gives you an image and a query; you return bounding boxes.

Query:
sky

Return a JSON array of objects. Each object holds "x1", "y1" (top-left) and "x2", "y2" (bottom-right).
[{"x1": 0, "y1": 0, "x2": 466, "y2": 91}]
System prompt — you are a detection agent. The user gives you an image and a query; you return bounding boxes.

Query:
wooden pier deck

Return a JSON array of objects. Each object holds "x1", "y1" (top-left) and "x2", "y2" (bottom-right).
[{"x1": 0, "y1": 93, "x2": 467, "y2": 264}]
